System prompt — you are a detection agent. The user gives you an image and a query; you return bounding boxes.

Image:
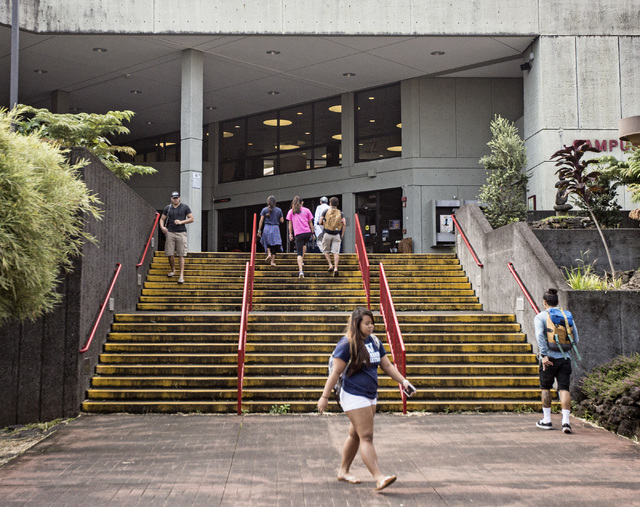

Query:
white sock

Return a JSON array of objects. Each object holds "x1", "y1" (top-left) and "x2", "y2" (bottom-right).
[
  {"x1": 542, "y1": 407, "x2": 551, "y2": 423},
  {"x1": 562, "y1": 409, "x2": 571, "y2": 425}
]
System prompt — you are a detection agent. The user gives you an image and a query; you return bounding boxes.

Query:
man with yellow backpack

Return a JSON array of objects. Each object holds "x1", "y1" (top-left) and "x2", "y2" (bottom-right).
[
  {"x1": 319, "y1": 197, "x2": 345, "y2": 276},
  {"x1": 534, "y1": 288, "x2": 580, "y2": 434}
]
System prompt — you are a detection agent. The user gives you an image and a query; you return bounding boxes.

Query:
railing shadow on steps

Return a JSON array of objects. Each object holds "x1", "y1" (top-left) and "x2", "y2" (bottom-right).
[
  {"x1": 354, "y1": 214, "x2": 371, "y2": 309},
  {"x1": 238, "y1": 213, "x2": 257, "y2": 415},
  {"x1": 379, "y1": 263, "x2": 408, "y2": 414}
]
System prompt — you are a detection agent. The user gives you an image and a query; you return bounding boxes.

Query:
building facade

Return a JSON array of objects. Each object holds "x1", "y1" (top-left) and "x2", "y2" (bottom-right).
[{"x1": 1, "y1": 0, "x2": 638, "y2": 253}]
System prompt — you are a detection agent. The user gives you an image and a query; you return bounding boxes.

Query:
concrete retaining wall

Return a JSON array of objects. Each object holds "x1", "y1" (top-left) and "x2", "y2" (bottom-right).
[
  {"x1": 0, "y1": 149, "x2": 158, "y2": 427},
  {"x1": 455, "y1": 204, "x2": 640, "y2": 391}
]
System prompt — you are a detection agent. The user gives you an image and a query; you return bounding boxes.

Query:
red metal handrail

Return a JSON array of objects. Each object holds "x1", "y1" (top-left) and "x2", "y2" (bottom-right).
[
  {"x1": 379, "y1": 263, "x2": 408, "y2": 414},
  {"x1": 354, "y1": 214, "x2": 371, "y2": 309},
  {"x1": 80, "y1": 263, "x2": 122, "y2": 353},
  {"x1": 136, "y1": 212, "x2": 160, "y2": 268},
  {"x1": 451, "y1": 213, "x2": 483, "y2": 268},
  {"x1": 507, "y1": 262, "x2": 541, "y2": 314},
  {"x1": 238, "y1": 213, "x2": 257, "y2": 414}
]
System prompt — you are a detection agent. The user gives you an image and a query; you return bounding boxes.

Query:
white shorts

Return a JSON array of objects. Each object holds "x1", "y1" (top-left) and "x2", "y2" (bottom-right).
[{"x1": 339, "y1": 389, "x2": 377, "y2": 412}]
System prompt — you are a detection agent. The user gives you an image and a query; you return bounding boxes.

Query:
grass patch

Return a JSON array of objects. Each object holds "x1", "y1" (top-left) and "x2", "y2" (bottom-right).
[{"x1": 563, "y1": 251, "x2": 622, "y2": 290}]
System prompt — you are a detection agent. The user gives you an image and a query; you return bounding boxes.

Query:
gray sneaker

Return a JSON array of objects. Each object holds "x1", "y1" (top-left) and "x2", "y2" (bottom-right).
[{"x1": 536, "y1": 420, "x2": 553, "y2": 430}]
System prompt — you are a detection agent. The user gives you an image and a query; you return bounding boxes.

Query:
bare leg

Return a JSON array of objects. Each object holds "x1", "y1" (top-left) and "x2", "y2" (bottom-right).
[
  {"x1": 541, "y1": 389, "x2": 552, "y2": 408},
  {"x1": 168, "y1": 255, "x2": 176, "y2": 274},
  {"x1": 333, "y1": 253, "x2": 340, "y2": 271},
  {"x1": 338, "y1": 422, "x2": 360, "y2": 480},
  {"x1": 297, "y1": 255, "x2": 304, "y2": 274},
  {"x1": 271, "y1": 252, "x2": 277, "y2": 266},
  {"x1": 559, "y1": 390, "x2": 571, "y2": 410},
  {"x1": 178, "y1": 256, "x2": 185, "y2": 279},
  {"x1": 345, "y1": 406, "x2": 386, "y2": 485},
  {"x1": 324, "y1": 250, "x2": 333, "y2": 269}
]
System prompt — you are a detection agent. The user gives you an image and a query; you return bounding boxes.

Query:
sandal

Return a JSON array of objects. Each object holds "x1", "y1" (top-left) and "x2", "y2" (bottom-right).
[
  {"x1": 167, "y1": 271, "x2": 175, "y2": 278},
  {"x1": 375, "y1": 475, "x2": 397, "y2": 491},
  {"x1": 178, "y1": 278, "x2": 184, "y2": 284},
  {"x1": 327, "y1": 265, "x2": 334, "y2": 271},
  {"x1": 298, "y1": 272, "x2": 304, "y2": 278},
  {"x1": 337, "y1": 475, "x2": 361, "y2": 484}
]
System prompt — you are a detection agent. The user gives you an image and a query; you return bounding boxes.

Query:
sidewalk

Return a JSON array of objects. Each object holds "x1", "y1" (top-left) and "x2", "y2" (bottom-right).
[{"x1": 0, "y1": 412, "x2": 639, "y2": 506}]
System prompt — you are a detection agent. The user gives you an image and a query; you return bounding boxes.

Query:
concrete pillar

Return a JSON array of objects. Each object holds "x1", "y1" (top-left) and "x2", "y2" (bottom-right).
[
  {"x1": 341, "y1": 191, "x2": 355, "y2": 254},
  {"x1": 51, "y1": 90, "x2": 69, "y2": 114},
  {"x1": 180, "y1": 49, "x2": 203, "y2": 252},
  {"x1": 340, "y1": 92, "x2": 355, "y2": 168},
  {"x1": 403, "y1": 185, "x2": 423, "y2": 253},
  {"x1": 401, "y1": 79, "x2": 420, "y2": 158}
]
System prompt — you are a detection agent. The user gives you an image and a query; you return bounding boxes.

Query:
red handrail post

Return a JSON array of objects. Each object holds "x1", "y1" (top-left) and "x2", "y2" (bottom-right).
[
  {"x1": 238, "y1": 262, "x2": 250, "y2": 415},
  {"x1": 507, "y1": 262, "x2": 541, "y2": 314},
  {"x1": 379, "y1": 263, "x2": 407, "y2": 414},
  {"x1": 451, "y1": 213, "x2": 483, "y2": 268},
  {"x1": 80, "y1": 263, "x2": 122, "y2": 353},
  {"x1": 354, "y1": 214, "x2": 371, "y2": 309},
  {"x1": 136, "y1": 212, "x2": 161, "y2": 268}
]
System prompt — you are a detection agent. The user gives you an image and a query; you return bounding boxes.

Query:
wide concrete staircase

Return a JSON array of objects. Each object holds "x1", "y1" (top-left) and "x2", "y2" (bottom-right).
[{"x1": 82, "y1": 252, "x2": 542, "y2": 414}]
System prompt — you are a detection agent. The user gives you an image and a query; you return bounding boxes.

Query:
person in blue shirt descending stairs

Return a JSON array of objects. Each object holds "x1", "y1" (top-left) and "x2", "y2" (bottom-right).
[{"x1": 317, "y1": 307, "x2": 416, "y2": 492}]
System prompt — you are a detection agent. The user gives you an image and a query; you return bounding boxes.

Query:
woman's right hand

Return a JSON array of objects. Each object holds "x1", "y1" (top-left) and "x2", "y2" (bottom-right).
[{"x1": 317, "y1": 396, "x2": 329, "y2": 414}]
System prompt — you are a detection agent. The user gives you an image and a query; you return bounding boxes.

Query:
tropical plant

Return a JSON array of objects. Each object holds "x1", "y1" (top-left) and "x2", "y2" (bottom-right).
[
  {"x1": 0, "y1": 108, "x2": 102, "y2": 321},
  {"x1": 563, "y1": 251, "x2": 622, "y2": 290},
  {"x1": 573, "y1": 155, "x2": 622, "y2": 229},
  {"x1": 14, "y1": 106, "x2": 157, "y2": 180},
  {"x1": 551, "y1": 140, "x2": 616, "y2": 279},
  {"x1": 478, "y1": 115, "x2": 529, "y2": 228}
]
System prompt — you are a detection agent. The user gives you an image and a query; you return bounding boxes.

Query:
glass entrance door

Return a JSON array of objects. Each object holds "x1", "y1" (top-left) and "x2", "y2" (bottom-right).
[{"x1": 356, "y1": 188, "x2": 403, "y2": 253}]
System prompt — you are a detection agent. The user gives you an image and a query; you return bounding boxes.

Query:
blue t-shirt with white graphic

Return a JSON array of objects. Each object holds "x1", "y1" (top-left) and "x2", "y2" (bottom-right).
[{"x1": 333, "y1": 335, "x2": 386, "y2": 399}]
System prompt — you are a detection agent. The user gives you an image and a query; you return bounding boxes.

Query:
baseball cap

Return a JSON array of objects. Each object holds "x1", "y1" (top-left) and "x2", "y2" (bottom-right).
[{"x1": 171, "y1": 191, "x2": 180, "y2": 198}]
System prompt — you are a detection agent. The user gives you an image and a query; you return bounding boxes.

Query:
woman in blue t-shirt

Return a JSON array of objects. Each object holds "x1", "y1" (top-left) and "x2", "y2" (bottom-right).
[
  {"x1": 257, "y1": 195, "x2": 284, "y2": 266},
  {"x1": 317, "y1": 308, "x2": 416, "y2": 492}
]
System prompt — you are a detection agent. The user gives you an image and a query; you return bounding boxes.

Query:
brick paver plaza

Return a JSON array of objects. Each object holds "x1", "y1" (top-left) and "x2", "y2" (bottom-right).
[{"x1": 1, "y1": 413, "x2": 639, "y2": 506}]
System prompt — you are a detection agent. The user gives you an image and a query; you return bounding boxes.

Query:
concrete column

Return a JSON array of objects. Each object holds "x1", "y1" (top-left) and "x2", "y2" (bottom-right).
[
  {"x1": 180, "y1": 49, "x2": 203, "y2": 252},
  {"x1": 340, "y1": 92, "x2": 355, "y2": 168},
  {"x1": 341, "y1": 191, "x2": 355, "y2": 254},
  {"x1": 51, "y1": 90, "x2": 69, "y2": 114},
  {"x1": 401, "y1": 79, "x2": 420, "y2": 158},
  {"x1": 403, "y1": 185, "x2": 423, "y2": 253}
]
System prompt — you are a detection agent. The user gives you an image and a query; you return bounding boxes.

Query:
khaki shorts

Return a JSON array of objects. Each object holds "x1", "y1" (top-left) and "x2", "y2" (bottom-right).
[
  {"x1": 322, "y1": 233, "x2": 342, "y2": 254},
  {"x1": 165, "y1": 231, "x2": 188, "y2": 257}
]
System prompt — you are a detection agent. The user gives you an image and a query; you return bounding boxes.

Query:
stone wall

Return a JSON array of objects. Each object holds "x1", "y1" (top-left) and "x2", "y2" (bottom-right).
[
  {"x1": 0, "y1": 149, "x2": 158, "y2": 427},
  {"x1": 455, "y1": 203, "x2": 640, "y2": 392}
]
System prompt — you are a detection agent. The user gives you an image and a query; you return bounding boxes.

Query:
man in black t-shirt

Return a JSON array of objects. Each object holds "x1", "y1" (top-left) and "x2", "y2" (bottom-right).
[{"x1": 159, "y1": 191, "x2": 194, "y2": 284}]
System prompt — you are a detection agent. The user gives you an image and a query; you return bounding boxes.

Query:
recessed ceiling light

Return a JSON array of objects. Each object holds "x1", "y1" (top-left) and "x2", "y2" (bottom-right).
[
  {"x1": 387, "y1": 146, "x2": 402, "y2": 152},
  {"x1": 130, "y1": 90, "x2": 142, "y2": 94},
  {"x1": 277, "y1": 144, "x2": 299, "y2": 151},
  {"x1": 34, "y1": 69, "x2": 48, "y2": 74},
  {"x1": 267, "y1": 90, "x2": 280, "y2": 95},
  {"x1": 342, "y1": 72, "x2": 356, "y2": 77},
  {"x1": 146, "y1": 121, "x2": 155, "y2": 125},
  {"x1": 328, "y1": 105, "x2": 342, "y2": 113},
  {"x1": 223, "y1": 132, "x2": 234, "y2": 138},
  {"x1": 396, "y1": 123, "x2": 402, "y2": 128},
  {"x1": 368, "y1": 96, "x2": 375, "y2": 100},
  {"x1": 263, "y1": 119, "x2": 292, "y2": 127},
  {"x1": 234, "y1": 125, "x2": 241, "y2": 129},
  {"x1": 247, "y1": 142, "x2": 253, "y2": 146},
  {"x1": 332, "y1": 134, "x2": 342, "y2": 140},
  {"x1": 297, "y1": 112, "x2": 303, "y2": 115},
  {"x1": 304, "y1": 132, "x2": 310, "y2": 135},
  {"x1": 206, "y1": 106, "x2": 217, "y2": 110},
  {"x1": 93, "y1": 47, "x2": 107, "y2": 53},
  {"x1": 431, "y1": 51, "x2": 445, "y2": 56},
  {"x1": 266, "y1": 50, "x2": 280, "y2": 55},
  {"x1": 369, "y1": 119, "x2": 376, "y2": 123}
]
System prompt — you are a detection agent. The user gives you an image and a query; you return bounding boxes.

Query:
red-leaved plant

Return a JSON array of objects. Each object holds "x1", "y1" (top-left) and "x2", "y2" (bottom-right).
[{"x1": 551, "y1": 139, "x2": 616, "y2": 280}]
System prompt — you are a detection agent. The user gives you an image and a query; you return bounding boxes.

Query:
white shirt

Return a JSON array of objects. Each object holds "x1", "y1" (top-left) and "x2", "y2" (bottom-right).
[{"x1": 314, "y1": 203, "x2": 330, "y2": 236}]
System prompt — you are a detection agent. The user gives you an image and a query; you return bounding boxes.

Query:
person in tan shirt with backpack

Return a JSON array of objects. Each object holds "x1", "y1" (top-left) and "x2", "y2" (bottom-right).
[{"x1": 319, "y1": 196, "x2": 345, "y2": 276}]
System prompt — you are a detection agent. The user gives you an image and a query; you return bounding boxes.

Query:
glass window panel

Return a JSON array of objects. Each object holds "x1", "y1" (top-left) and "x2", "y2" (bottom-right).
[
  {"x1": 314, "y1": 96, "x2": 342, "y2": 168},
  {"x1": 278, "y1": 104, "x2": 312, "y2": 158},
  {"x1": 355, "y1": 84, "x2": 401, "y2": 162}
]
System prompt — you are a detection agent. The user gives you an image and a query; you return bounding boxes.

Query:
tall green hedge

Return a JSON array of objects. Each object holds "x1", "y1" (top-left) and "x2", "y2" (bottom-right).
[{"x1": 0, "y1": 109, "x2": 102, "y2": 321}]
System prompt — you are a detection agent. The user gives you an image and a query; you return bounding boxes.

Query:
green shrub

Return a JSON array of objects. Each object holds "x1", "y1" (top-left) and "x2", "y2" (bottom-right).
[
  {"x1": 579, "y1": 353, "x2": 640, "y2": 401},
  {"x1": 0, "y1": 108, "x2": 102, "y2": 321},
  {"x1": 563, "y1": 252, "x2": 622, "y2": 290}
]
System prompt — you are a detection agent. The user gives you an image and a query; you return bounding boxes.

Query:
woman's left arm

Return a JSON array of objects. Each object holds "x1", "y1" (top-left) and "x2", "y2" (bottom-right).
[{"x1": 380, "y1": 355, "x2": 413, "y2": 392}]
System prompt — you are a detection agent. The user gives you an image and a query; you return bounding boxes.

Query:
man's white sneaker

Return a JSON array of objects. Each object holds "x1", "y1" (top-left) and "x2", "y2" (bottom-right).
[
  {"x1": 562, "y1": 423, "x2": 572, "y2": 434},
  {"x1": 536, "y1": 420, "x2": 553, "y2": 430}
]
